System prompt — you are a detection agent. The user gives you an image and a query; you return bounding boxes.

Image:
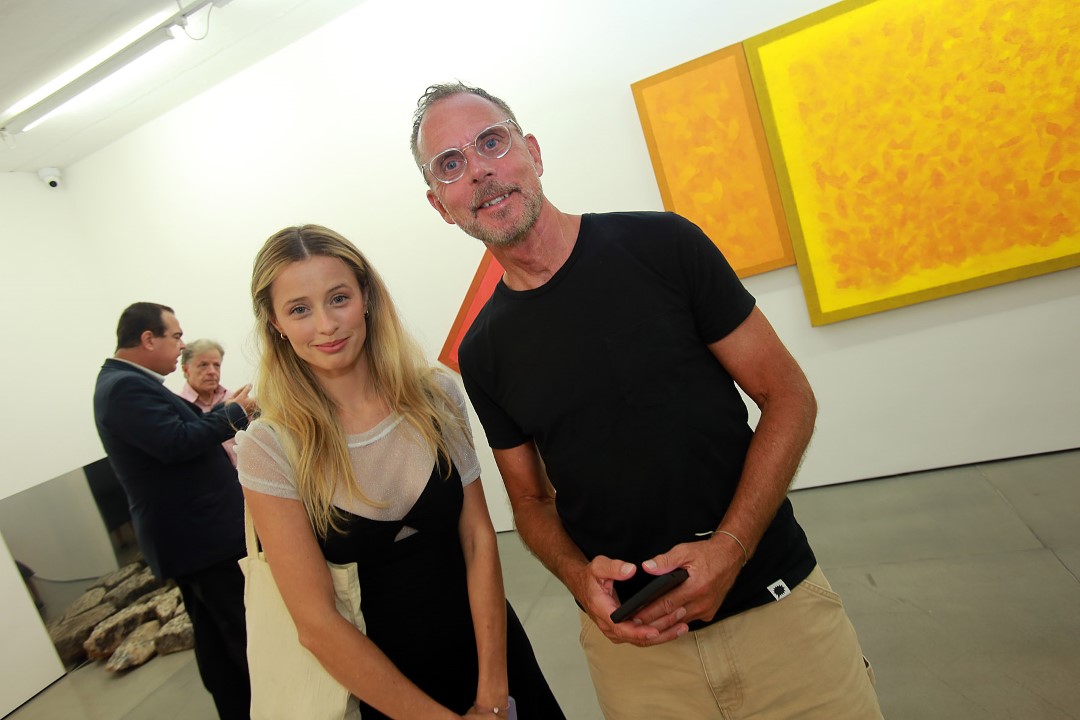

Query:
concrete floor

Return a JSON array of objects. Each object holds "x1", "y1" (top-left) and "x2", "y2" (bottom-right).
[{"x1": 7, "y1": 448, "x2": 1079, "y2": 719}]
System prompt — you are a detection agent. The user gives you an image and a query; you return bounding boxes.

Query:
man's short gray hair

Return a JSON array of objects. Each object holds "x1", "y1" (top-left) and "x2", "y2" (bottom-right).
[
  {"x1": 181, "y1": 339, "x2": 225, "y2": 366},
  {"x1": 410, "y1": 82, "x2": 519, "y2": 173}
]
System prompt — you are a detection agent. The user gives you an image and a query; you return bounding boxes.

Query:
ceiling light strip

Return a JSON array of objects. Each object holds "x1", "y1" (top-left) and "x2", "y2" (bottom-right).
[{"x1": 0, "y1": 0, "x2": 220, "y2": 135}]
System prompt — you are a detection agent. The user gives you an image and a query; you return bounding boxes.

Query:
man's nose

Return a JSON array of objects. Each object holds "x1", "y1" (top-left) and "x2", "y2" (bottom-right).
[{"x1": 465, "y1": 147, "x2": 496, "y2": 182}]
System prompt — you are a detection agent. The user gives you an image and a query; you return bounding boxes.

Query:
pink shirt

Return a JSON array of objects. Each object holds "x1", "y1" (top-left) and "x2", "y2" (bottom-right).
[{"x1": 178, "y1": 382, "x2": 238, "y2": 467}]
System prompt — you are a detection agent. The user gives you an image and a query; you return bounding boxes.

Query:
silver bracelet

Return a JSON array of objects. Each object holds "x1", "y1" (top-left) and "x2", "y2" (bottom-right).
[{"x1": 715, "y1": 529, "x2": 749, "y2": 566}]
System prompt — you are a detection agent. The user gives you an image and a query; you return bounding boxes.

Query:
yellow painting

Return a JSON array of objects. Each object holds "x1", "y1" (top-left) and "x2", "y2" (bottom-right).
[
  {"x1": 632, "y1": 45, "x2": 795, "y2": 278},
  {"x1": 745, "y1": 0, "x2": 1080, "y2": 324}
]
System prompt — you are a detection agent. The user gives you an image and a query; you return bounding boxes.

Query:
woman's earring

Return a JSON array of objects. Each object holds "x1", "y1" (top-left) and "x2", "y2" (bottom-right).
[
  {"x1": 279, "y1": 332, "x2": 286, "y2": 340},
  {"x1": 364, "y1": 308, "x2": 369, "y2": 317}
]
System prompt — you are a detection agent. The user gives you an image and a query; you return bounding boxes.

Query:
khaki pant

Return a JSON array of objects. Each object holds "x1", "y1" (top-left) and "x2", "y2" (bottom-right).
[{"x1": 579, "y1": 566, "x2": 883, "y2": 719}]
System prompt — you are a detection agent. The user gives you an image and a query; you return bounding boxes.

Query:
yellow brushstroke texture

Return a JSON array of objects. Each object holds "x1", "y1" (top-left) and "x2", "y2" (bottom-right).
[
  {"x1": 758, "y1": 0, "x2": 1080, "y2": 314},
  {"x1": 636, "y1": 53, "x2": 790, "y2": 274}
]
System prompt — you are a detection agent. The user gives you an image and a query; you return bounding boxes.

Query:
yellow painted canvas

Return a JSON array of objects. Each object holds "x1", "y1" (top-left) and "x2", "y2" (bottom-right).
[
  {"x1": 745, "y1": 0, "x2": 1080, "y2": 324},
  {"x1": 632, "y1": 45, "x2": 794, "y2": 278}
]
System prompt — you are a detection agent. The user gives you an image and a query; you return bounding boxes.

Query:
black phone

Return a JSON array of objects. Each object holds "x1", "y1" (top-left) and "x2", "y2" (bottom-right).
[{"x1": 609, "y1": 568, "x2": 690, "y2": 624}]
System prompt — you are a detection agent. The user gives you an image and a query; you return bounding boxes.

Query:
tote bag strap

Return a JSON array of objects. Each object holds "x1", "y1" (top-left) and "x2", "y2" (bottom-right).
[{"x1": 244, "y1": 503, "x2": 262, "y2": 557}]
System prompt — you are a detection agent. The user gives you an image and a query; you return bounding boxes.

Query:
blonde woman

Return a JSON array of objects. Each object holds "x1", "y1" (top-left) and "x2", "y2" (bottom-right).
[{"x1": 236, "y1": 225, "x2": 563, "y2": 720}]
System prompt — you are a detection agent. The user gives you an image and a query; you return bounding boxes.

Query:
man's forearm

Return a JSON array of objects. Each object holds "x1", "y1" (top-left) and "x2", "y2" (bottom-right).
[
  {"x1": 511, "y1": 494, "x2": 592, "y2": 601},
  {"x1": 718, "y1": 384, "x2": 817, "y2": 559}
]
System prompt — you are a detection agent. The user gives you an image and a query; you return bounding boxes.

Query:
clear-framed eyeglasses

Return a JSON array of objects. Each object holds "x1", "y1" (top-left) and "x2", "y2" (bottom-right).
[{"x1": 421, "y1": 119, "x2": 522, "y2": 184}]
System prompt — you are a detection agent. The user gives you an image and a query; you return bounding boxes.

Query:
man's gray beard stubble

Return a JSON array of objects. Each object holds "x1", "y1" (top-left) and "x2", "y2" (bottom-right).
[{"x1": 463, "y1": 179, "x2": 544, "y2": 248}]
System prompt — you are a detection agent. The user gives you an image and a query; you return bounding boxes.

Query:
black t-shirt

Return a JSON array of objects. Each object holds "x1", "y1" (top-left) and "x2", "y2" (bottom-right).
[{"x1": 460, "y1": 212, "x2": 814, "y2": 625}]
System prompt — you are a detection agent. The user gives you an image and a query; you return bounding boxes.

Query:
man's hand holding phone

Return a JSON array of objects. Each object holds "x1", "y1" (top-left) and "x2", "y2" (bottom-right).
[
  {"x1": 631, "y1": 534, "x2": 748, "y2": 630},
  {"x1": 574, "y1": 556, "x2": 686, "y2": 646},
  {"x1": 609, "y1": 568, "x2": 690, "y2": 624}
]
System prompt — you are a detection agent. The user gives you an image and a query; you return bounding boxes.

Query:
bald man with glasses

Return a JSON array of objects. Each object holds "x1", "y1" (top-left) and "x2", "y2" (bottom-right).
[{"x1": 411, "y1": 82, "x2": 883, "y2": 720}]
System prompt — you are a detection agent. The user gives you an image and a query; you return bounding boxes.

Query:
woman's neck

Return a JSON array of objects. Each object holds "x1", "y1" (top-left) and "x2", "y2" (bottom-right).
[{"x1": 317, "y1": 366, "x2": 390, "y2": 435}]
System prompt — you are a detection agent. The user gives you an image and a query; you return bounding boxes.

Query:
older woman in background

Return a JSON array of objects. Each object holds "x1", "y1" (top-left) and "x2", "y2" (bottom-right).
[{"x1": 178, "y1": 339, "x2": 238, "y2": 466}]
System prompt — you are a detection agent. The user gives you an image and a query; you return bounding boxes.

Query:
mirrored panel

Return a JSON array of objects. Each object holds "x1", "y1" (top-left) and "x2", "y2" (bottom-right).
[{"x1": 0, "y1": 460, "x2": 182, "y2": 672}]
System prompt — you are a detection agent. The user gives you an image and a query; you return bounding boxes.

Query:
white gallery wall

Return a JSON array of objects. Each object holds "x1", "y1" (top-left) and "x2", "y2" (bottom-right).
[
  {"x1": 0, "y1": 534, "x2": 64, "y2": 715},
  {"x1": 1, "y1": 0, "x2": 1078, "y2": 709}
]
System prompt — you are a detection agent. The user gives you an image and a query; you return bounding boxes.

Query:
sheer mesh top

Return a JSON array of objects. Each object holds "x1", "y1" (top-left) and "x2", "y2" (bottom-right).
[{"x1": 236, "y1": 373, "x2": 481, "y2": 522}]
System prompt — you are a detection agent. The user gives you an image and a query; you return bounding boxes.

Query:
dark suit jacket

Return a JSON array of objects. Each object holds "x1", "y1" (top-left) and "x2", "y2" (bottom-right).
[{"x1": 93, "y1": 358, "x2": 249, "y2": 579}]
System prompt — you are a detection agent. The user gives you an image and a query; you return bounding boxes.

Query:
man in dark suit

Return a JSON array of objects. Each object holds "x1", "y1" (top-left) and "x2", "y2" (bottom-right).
[{"x1": 94, "y1": 302, "x2": 255, "y2": 719}]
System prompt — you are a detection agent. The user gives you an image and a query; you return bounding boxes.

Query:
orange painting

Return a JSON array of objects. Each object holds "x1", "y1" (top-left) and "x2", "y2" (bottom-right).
[
  {"x1": 745, "y1": 0, "x2": 1080, "y2": 324},
  {"x1": 439, "y1": 250, "x2": 504, "y2": 373},
  {"x1": 632, "y1": 45, "x2": 794, "y2": 277}
]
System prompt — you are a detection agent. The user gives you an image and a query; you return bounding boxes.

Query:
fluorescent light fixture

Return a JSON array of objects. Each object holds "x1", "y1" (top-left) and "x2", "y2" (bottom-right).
[{"x1": 0, "y1": 0, "x2": 223, "y2": 135}]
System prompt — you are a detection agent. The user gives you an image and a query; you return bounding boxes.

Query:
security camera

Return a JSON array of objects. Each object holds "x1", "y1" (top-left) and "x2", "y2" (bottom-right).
[{"x1": 38, "y1": 167, "x2": 62, "y2": 189}]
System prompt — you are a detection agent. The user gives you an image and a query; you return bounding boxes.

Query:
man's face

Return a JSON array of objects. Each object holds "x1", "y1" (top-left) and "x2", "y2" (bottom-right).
[
  {"x1": 150, "y1": 312, "x2": 185, "y2": 376},
  {"x1": 419, "y1": 94, "x2": 545, "y2": 247},
  {"x1": 182, "y1": 350, "x2": 222, "y2": 396}
]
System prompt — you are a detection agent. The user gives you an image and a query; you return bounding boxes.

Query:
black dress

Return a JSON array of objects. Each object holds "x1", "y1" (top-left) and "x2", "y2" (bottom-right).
[{"x1": 319, "y1": 458, "x2": 566, "y2": 719}]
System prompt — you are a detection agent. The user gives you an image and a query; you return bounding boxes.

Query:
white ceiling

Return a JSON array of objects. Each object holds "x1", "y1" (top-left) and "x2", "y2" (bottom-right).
[{"x1": 0, "y1": 0, "x2": 365, "y2": 173}]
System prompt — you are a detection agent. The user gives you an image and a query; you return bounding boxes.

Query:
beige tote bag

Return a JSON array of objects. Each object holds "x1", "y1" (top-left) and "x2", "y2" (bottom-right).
[{"x1": 240, "y1": 505, "x2": 365, "y2": 720}]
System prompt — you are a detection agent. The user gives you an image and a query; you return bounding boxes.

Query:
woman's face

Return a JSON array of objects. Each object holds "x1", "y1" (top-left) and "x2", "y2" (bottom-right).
[
  {"x1": 183, "y1": 350, "x2": 223, "y2": 395},
  {"x1": 270, "y1": 255, "x2": 369, "y2": 382}
]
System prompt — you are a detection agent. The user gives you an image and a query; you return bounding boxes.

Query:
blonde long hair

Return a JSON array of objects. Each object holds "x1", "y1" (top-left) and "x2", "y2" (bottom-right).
[{"x1": 251, "y1": 224, "x2": 460, "y2": 537}]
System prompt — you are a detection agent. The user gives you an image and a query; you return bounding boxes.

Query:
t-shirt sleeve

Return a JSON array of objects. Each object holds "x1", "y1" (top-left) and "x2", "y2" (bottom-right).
[
  {"x1": 435, "y1": 370, "x2": 483, "y2": 486},
  {"x1": 235, "y1": 420, "x2": 301, "y2": 500},
  {"x1": 460, "y1": 361, "x2": 526, "y2": 451},
  {"x1": 669, "y1": 213, "x2": 756, "y2": 343}
]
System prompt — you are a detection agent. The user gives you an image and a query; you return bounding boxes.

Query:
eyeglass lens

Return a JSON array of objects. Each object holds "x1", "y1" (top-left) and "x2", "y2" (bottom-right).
[{"x1": 430, "y1": 124, "x2": 513, "y2": 183}]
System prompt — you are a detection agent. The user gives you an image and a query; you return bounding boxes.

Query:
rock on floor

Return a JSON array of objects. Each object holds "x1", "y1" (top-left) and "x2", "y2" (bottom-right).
[{"x1": 106, "y1": 620, "x2": 161, "y2": 672}]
